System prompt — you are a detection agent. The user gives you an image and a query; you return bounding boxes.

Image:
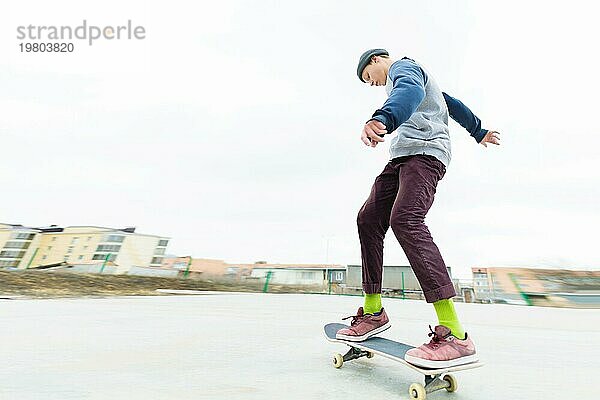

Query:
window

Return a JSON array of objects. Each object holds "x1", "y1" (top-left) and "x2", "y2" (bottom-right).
[
  {"x1": 52, "y1": 237, "x2": 57, "y2": 241},
  {"x1": 87, "y1": 236, "x2": 92, "y2": 241},
  {"x1": 48, "y1": 246, "x2": 52, "y2": 251},
  {"x1": 96, "y1": 245, "x2": 121, "y2": 252},
  {"x1": 93, "y1": 254, "x2": 116, "y2": 261},
  {"x1": 158, "y1": 239, "x2": 169, "y2": 247},
  {"x1": 0, "y1": 250, "x2": 26, "y2": 258},
  {"x1": 83, "y1": 246, "x2": 88, "y2": 250},
  {"x1": 0, "y1": 260, "x2": 19, "y2": 267},
  {"x1": 71, "y1": 237, "x2": 79, "y2": 244},
  {"x1": 78, "y1": 255, "x2": 84, "y2": 260},
  {"x1": 3, "y1": 241, "x2": 30, "y2": 250},
  {"x1": 42, "y1": 255, "x2": 47, "y2": 260},
  {"x1": 335, "y1": 271, "x2": 344, "y2": 281},
  {"x1": 151, "y1": 257, "x2": 164, "y2": 265},
  {"x1": 105, "y1": 235, "x2": 124, "y2": 243},
  {"x1": 67, "y1": 246, "x2": 74, "y2": 254},
  {"x1": 301, "y1": 271, "x2": 313, "y2": 279},
  {"x1": 154, "y1": 248, "x2": 165, "y2": 255},
  {"x1": 10, "y1": 232, "x2": 35, "y2": 240}
]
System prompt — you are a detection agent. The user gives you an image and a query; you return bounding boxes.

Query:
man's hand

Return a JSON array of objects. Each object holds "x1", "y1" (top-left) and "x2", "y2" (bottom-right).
[
  {"x1": 480, "y1": 130, "x2": 500, "y2": 147},
  {"x1": 361, "y1": 120, "x2": 388, "y2": 148}
]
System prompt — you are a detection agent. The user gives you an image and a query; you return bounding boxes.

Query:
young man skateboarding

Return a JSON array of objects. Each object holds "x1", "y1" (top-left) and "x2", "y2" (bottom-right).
[{"x1": 336, "y1": 49, "x2": 500, "y2": 368}]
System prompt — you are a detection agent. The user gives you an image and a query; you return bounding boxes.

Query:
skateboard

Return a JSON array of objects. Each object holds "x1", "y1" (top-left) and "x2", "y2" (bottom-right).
[{"x1": 324, "y1": 323, "x2": 483, "y2": 399}]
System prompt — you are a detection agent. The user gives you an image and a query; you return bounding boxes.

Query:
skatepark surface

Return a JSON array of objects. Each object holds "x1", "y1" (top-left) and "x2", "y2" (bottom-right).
[{"x1": 1, "y1": 293, "x2": 598, "y2": 399}]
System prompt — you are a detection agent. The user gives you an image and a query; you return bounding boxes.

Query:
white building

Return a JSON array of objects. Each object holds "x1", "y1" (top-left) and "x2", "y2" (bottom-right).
[{"x1": 250, "y1": 264, "x2": 345, "y2": 286}]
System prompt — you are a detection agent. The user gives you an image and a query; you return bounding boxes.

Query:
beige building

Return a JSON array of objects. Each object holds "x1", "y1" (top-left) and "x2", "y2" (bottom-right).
[
  {"x1": 0, "y1": 223, "x2": 40, "y2": 268},
  {"x1": 0, "y1": 223, "x2": 169, "y2": 274},
  {"x1": 162, "y1": 256, "x2": 246, "y2": 278}
]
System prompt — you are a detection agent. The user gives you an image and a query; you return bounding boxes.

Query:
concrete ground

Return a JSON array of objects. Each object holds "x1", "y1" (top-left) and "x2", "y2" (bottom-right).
[{"x1": 1, "y1": 293, "x2": 598, "y2": 399}]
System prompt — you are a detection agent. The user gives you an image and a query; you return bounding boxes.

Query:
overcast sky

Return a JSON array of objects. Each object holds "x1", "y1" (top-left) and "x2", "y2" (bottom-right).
[{"x1": 2, "y1": 1, "x2": 599, "y2": 278}]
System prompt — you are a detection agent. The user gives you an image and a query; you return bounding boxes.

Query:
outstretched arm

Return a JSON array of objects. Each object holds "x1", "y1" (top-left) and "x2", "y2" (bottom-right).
[
  {"x1": 442, "y1": 92, "x2": 490, "y2": 143},
  {"x1": 443, "y1": 92, "x2": 500, "y2": 147}
]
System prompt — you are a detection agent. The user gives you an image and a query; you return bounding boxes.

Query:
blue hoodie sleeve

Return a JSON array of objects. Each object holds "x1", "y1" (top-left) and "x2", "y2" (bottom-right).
[
  {"x1": 442, "y1": 92, "x2": 488, "y2": 143},
  {"x1": 368, "y1": 59, "x2": 426, "y2": 133}
]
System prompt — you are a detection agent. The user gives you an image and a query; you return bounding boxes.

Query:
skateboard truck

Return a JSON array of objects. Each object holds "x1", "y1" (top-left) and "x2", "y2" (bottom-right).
[
  {"x1": 408, "y1": 373, "x2": 458, "y2": 399},
  {"x1": 415, "y1": 373, "x2": 457, "y2": 397},
  {"x1": 334, "y1": 346, "x2": 374, "y2": 367}
]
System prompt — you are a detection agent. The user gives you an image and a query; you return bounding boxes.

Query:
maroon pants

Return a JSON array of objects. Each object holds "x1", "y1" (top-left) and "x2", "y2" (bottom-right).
[{"x1": 357, "y1": 155, "x2": 456, "y2": 303}]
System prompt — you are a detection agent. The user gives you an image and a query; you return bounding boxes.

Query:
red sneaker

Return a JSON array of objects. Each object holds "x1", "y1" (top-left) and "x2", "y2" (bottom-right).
[
  {"x1": 335, "y1": 307, "x2": 391, "y2": 342},
  {"x1": 404, "y1": 325, "x2": 478, "y2": 368}
]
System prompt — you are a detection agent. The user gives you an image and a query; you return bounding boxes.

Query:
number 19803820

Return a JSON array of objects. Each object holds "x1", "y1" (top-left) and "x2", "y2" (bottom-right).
[{"x1": 19, "y1": 42, "x2": 74, "y2": 52}]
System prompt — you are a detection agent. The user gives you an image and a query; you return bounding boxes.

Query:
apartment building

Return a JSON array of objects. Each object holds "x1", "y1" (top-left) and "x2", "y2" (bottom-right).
[
  {"x1": 0, "y1": 223, "x2": 40, "y2": 268},
  {"x1": 0, "y1": 223, "x2": 169, "y2": 274}
]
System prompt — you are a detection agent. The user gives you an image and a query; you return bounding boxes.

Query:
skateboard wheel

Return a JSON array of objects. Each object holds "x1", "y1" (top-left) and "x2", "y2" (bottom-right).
[
  {"x1": 443, "y1": 374, "x2": 458, "y2": 392},
  {"x1": 366, "y1": 351, "x2": 374, "y2": 359},
  {"x1": 408, "y1": 383, "x2": 426, "y2": 400},
  {"x1": 333, "y1": 353, "x2": 344, "y2": 368}
]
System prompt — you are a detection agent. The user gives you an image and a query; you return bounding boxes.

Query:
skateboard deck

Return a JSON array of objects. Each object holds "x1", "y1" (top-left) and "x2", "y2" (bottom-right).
[{"x1": 324, "y1": 323, "x2": 483, "y2": 399}]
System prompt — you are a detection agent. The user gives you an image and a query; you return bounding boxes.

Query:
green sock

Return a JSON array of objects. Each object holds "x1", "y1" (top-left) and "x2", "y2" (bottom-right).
[
  {"x1": 433, "y1": 299, "x2": 466, "y2": 339},
  {"x1": 363, "y1": 293, "x2": 382, "y2": 314}
]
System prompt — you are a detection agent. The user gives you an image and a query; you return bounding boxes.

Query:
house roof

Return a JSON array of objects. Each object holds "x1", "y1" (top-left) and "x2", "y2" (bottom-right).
[
  {"x1": 65, "y1": 225, "x2": 136, "y2": 232},
  {"x1": 1, "y1": 224, "x2": 138, "y2": 234},
  {"x1": 0, "y1": 223, "x2": 41, "y2": 231}
]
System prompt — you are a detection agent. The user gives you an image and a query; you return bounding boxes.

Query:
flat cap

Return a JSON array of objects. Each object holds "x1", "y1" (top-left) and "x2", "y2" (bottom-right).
[{"x1": 357, "y1": 48, "x2": 389, "y2": 82}]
